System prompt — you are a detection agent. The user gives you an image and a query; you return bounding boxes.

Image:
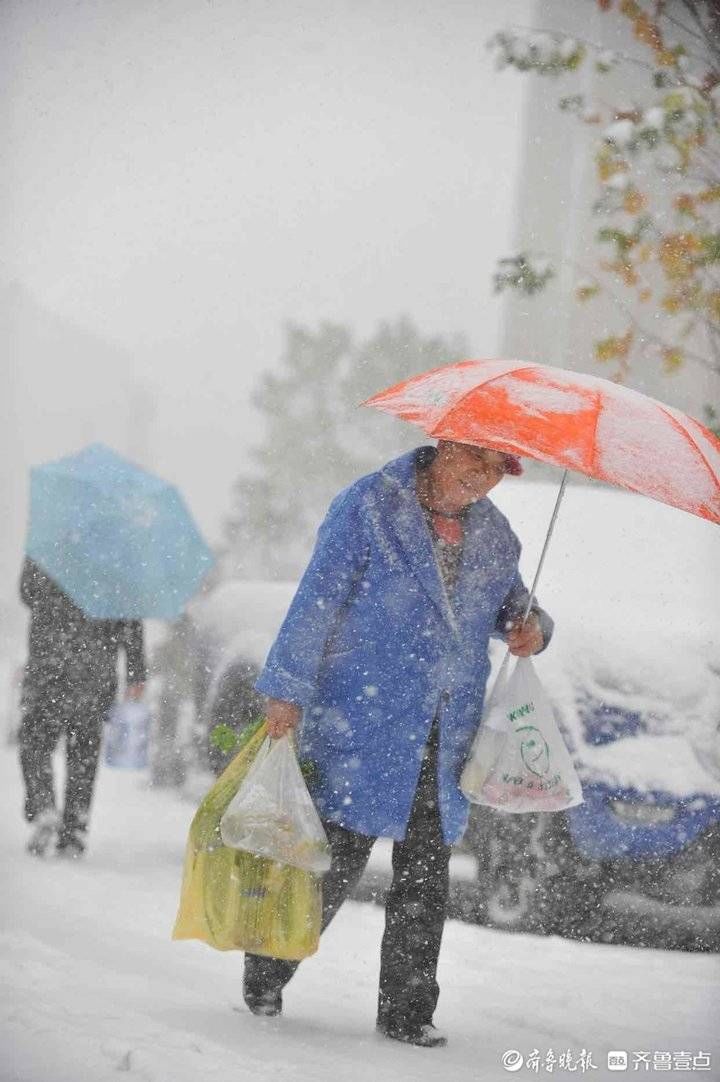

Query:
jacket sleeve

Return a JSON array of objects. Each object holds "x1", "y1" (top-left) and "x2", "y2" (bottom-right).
[
  {"x1": 122, "y1": 621, "x2": 147, "y2": 684},
  {"x1": 494, "y1": 570, "x2": 554, "y2": 653},
  {"x1": 255, "y1": 489, "x2": 369, "y2": 706}
]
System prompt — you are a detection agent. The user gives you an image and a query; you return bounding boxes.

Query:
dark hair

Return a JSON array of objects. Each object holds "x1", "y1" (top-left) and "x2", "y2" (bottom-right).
[{"x1": 502, "y1": 453, "x2": 523, "y2": 476}]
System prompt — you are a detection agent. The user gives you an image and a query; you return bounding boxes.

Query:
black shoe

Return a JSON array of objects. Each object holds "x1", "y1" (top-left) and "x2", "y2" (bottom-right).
[
  {"x1": 244, "y1": 990, "x2": 282, "y2": 1017},
  {"x1": 56, "y1": 830, "x2": 86, "y2": 860},
  {"x1": 376, "y1": 1020, "x2": 447, "y2": 1048}
]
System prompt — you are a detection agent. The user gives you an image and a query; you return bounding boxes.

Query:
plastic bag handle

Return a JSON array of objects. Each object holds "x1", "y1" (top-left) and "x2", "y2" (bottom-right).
[
  {"x1": 268, "y1": 729, "x2": 297, "y2": 750},
  {"x1": 484, "y1": 649, "x2": 513, "y2": 716}
]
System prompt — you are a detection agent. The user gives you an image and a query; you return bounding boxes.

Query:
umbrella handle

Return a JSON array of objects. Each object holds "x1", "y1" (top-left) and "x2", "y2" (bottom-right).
[
  {"x1": 521, "y1": 469, "x2": 569, "y2": 626},
  {"x1": 486, "y1": 473, "x2": 568, "y2": 715}
]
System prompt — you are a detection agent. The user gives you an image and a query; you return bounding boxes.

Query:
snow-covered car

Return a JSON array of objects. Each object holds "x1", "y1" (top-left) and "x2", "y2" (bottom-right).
[
  {"x1": 187, "y1": 580, "x2": 297, "y2": 773},
  {"x1": 464, "y1": 479, "x2": 720, "y2": 951}
]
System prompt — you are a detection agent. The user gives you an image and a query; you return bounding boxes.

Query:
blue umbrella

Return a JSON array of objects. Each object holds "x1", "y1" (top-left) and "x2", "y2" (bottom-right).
[{"x1": 26, "y1": 443, "x2": 215, "y2": 619}]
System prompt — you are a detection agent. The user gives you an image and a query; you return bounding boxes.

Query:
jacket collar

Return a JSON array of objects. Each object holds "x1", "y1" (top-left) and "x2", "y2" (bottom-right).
[
  {"x1": 377, "y1": 447, "x2": 502, "y2": 635},
  {"x1": 378, "y1": 448, "x2": 459, "y2": 633}
]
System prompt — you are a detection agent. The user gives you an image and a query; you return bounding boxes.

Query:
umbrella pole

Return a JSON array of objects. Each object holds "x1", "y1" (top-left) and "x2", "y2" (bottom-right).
[
  {"x1": 487, "y1": 469, "x2": 570, "y2": 704},
  {"x1": 521, "y1": 468, "x2": 569, "y2": 624}
]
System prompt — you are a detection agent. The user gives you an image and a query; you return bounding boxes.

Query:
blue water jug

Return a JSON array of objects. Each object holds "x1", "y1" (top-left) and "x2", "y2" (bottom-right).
[{"x1": 104, "y1": 701, "x2": 151, "y2": 769}]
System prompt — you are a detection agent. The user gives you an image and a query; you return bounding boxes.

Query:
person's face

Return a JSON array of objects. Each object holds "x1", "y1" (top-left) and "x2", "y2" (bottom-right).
[{"x1": 432, "y1": 442, "x2": 510, "y2": 505}]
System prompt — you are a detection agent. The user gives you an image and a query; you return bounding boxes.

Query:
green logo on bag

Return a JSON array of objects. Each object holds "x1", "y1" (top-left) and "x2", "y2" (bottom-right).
[
  {"x1": 508, "y1": 700, "x2": 535, "y2": 724},
  {"x1": 516, "y1": 724, "x2": 550, "y2": 777}
]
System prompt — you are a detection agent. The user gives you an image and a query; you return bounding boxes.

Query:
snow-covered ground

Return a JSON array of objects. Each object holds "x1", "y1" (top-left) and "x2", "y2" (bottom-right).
[
  {"x1": 2, "y1": 748, "x2": 718, "y2": 1082},
  {"x1": 3, "y1": 479, "x2": 719, "y2": 1080}
]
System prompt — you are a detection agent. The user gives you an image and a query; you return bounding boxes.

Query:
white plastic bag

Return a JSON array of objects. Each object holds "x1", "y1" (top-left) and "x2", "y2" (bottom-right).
[
  {"x1": 104, "y1": 701, "x2": 151, "y2": 769},
  {"x1": 461, "y1": 655, "x2": 583, "y2": 813},
  {"x1": 219, "y1": 735, "x2": 332, "y2": 874}
]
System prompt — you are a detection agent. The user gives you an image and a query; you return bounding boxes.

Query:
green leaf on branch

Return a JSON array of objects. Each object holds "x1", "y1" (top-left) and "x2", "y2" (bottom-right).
[
  {"x1": 559, "y1": 94, "x2": 585, "y2": 113},
  {"x1": 597, "y1": 227, "x2": 635, "y2": 255},
  {"x1": 494, "y1": 254, "x2": 554, "y2": 296},
  {"x1": 701, "y1": 235, "x2": 720, "y2": 264},
  {"x1": 489, "y1": 31, "x2": 586, "y2": 77},
  {"x1": 595, "y1": 49, "x2": 617, "y2": 74},
  {"x1": 576, "y1": 281, "x2": 601, "y2": 302},
  {"x1": 662, "y1": 348, "x2": 684, "y2": 373},
  {"x1": 595, "y1": 331, "x2": 633, "y2": 363}
]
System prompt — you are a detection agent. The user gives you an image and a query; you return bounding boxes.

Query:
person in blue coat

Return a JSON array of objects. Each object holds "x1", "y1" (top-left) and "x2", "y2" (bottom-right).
[{"x1": 244, "y1": 441, "x2": 553, "y2": 1047}]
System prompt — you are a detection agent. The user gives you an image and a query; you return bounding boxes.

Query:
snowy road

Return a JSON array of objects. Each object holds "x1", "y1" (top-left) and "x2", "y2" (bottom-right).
[{"x1": 1, "y1": 749, "x2": 718, "y2": 1082}]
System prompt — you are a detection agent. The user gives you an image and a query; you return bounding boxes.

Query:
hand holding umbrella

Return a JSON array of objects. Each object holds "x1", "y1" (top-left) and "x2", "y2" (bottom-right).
[{"x1": 506, "y1": 613, "x2": 544, "y2": 657}]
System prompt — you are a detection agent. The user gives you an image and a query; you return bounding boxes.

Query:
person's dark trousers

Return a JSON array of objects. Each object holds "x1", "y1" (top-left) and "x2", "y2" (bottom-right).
[
  {"x1": 19, "y1": 685, "x2": 111, "y2": 843},
  {"x1": 243, "y1": 732, "x2": 451, "y2": 1030},
  {"x1": 376, "y1": 737, "x2": 451, "y2": 1030}
]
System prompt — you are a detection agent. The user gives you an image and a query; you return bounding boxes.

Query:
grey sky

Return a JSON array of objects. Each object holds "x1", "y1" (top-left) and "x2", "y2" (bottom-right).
[{"x1": 2, "y1": 0, "x2": 531, "y2": 556}]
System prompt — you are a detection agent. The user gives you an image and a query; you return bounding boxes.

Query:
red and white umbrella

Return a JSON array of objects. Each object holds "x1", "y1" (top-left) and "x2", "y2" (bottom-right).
[
  {"x1": 364, "y1": 359, "x2": 720, "y2": 624},
  {"x1": 364, "y1": 358, "x2": 720, "y2": 525}
]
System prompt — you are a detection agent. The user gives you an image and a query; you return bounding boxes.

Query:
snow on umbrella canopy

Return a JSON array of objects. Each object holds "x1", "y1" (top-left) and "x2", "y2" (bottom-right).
[
  {"x1": 363, "y1": 359, "x2": 720, "y2": 525},
  {"x1": 26, "y1": 443, "x2": 215, "y2": 619}
]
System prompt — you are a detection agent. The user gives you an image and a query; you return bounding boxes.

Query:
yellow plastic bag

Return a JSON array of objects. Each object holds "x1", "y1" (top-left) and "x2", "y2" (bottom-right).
[{"x1": 172, "y1": 720, "x2": 322, "y2": 959}]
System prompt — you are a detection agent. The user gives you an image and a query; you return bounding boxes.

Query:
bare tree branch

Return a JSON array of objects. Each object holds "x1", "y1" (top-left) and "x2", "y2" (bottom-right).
[{"x1": 676, "y1": 0, "x2": 720, "y2": 64}]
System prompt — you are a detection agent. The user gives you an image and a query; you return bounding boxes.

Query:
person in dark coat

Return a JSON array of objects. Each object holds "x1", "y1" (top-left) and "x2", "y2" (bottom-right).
[
  {"x1": 243, "y1": 441, "x2": 553, "y2": 1048},
  {"x1": 19, "y1": 557, "x2": 147, "y2": 858}
]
